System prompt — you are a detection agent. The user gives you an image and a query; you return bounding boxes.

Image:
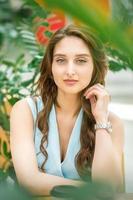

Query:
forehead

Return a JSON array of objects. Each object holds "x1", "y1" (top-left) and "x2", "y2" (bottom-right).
[{"x1": 53, "y1": 36, "x2": 91, "y2": 56}]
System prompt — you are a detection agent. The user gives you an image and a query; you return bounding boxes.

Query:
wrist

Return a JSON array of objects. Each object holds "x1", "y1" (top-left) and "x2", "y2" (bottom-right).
[
  {"x1": 95, "y1": 118, "x2": 108, "y2": 124},
  {"x1": 94, "y1": 121, "x2": 112, "y2": 134},
  {"x1": 95, "y1": 114, "x2": 109, "y2": 123}
]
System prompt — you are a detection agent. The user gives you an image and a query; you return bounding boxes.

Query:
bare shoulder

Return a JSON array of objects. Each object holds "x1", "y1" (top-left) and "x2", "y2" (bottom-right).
[
  {"x1": 10, "y1": 97, "x2": 34, "y2": 137},
  {"x1": 10, "y1": 97, "x2": 33, "y2": 120},
  {"x1": 109, "y1": 111, "x2": 124, "y2": 153},
  {"x1": 11, "y1": 97, "x2": 29, "y2": 114}
]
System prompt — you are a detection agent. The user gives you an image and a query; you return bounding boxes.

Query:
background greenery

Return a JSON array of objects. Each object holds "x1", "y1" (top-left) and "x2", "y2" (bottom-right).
[{"x1": 0, "y1": 0, "x2": 50, "y2": 182}]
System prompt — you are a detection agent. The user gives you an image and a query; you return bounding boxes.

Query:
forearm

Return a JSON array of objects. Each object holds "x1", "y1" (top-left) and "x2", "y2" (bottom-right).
[
  {"x1": 91, "y1": 129, "x2": 123, "y2": 190},
  {"x1": 18, "y1": 171, "x2": 83, "y2": 196}
]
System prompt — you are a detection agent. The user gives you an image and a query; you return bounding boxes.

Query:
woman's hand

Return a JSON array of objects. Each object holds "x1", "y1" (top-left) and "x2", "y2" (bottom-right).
[{"x1": 84, "y1": 83, "x2": 110, "y2": 122}]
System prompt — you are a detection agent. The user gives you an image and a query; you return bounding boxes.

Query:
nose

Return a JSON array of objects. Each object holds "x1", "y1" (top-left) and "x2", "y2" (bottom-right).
[{"x1": 66, "y1": 61, "x2": 76, "y2": 76}]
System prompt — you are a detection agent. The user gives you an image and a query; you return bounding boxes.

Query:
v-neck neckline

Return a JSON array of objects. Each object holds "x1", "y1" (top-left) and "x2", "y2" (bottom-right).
[{"x1": 53, "y1": 104, "x2": 82, "y2": 165}]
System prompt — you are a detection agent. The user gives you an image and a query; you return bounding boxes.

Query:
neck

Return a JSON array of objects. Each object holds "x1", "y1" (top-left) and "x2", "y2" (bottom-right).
[{"x1": 56, "y1": 91, "x2": 81, "y2": 117}]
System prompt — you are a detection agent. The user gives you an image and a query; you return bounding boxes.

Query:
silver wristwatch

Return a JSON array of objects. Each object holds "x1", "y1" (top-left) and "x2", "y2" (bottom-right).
[{"x1": 94, "y1": 121, "x2": 112, "y2": 134}]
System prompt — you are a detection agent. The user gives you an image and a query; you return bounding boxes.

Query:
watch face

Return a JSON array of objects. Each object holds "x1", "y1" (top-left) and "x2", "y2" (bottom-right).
[{"x1": 94, "y1": 121, "x2": 112, "y2": 134}]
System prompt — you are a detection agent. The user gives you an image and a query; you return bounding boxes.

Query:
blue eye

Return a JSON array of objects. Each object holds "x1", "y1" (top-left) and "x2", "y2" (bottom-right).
[
  {"x1": 76, "y1": 59, "x2": 87, "y2": 64},
  {"x1": 56, "y1": 58, "x2": 65, "y2": 64}
]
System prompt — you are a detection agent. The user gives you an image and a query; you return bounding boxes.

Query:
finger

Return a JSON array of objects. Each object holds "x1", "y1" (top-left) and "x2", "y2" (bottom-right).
[
  {"x1": 84, "y1": 86, "x2": 99, "y2": 96},
  {"x1": 85, "y1": 89, "x2": 110, "y2": 101},
  {"x1": 85, "y1": 89, "x2": 100, "y2": 99},
  {"x1": 89, "y1": 96, "x2": 96, "y2": 104},
  {"x1": 85, "y1": 87, "x2": 106, "y2": 98},
  {"x1": 84, "y1": 83, "x2": 105, "y2": 96},
  {"x1": 93, "y1": 84, "x2": 108, "y2": 95}
]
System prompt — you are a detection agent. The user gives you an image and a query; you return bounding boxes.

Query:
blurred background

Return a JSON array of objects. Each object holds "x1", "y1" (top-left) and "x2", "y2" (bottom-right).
[{"x1": 0, "y1": 0, "x2": 133, "y2": 194}]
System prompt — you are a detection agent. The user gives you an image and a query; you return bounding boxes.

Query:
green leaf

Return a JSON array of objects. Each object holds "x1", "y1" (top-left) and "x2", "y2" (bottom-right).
[
  {"x1": 8, "y1": 98, "x2": 20, "y2": 106},
  {"x1": 15, "y1": 54, "x2": 25, "y2": 66},
  {"x1": 9, "y1": 88, "x2": 20, "y2": 94},
  {"x1": 44, "y1": 30, "x2": 53, "y2": 38},
  {"x1": 0, "y1": 112, "x2": 10, "y2": 131},
  {"x1": 109, "y1": 60, "x2": 127, "y2": 71},
  {"x1": 21, "y1": 79, "x2": 33, "y2": 87},
  {"x1": 2, "y1": 60, "x2": 15, "y2": 67},
  {"x1": 3, "y1": 141, "x2": 11, "y2": 159}
]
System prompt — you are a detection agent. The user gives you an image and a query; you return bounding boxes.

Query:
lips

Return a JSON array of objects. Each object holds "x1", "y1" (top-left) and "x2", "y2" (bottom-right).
[
  {"x1": 64, "y1": 79, "x2": 78, "y2": 82},
  {"x1": 64, "y1": 79, "x2": 78, "y2": 81},
  {"x1": 63, "y1": 79, "x2": 78, "y2": 85}
]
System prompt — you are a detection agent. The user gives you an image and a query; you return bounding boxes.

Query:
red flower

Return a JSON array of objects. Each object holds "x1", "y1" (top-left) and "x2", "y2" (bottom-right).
[{"x1": 36, "y1": 13, "x2": 66, "y2": 45}]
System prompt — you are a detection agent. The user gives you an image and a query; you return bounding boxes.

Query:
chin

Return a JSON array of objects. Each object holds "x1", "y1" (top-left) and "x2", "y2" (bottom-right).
[{"x1": 62, "y1": 88, "x2": 84, "y2": 95}]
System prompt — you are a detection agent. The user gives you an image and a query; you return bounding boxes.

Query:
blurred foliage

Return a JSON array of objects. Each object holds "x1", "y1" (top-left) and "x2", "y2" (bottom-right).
[
  {"x1": 0, "y1": 54, "x2": 42, "y2": 130},
  {"x1": 0, "y1": 0, "x2": 49, "y2": 181},
  {"x1": 0, "y1": 165, "x2": 17, "y2": 184},
  {"x1": 50, "y1": 181, "x2": 116, "y2": 200},
  {"x1": 0, "y1": 0, "x2": 50, "y2": 56},
  {"x1": 41, "y1": 0, "x2": 133, "y2": 72},
  {"x1": 0, "y1": 0, "x2": 30, "y2": 54},
  {"x1": 111, "y1": 0, "x2": 133, "y2": 25},
  {"x1": 0, "y1": 180, "x2": 32, "y2": 200},
  {"x1": 0, "y1": 127, "x2": 11, "y2": 161},
  {"x1": 0, "y1": 53, "x2": 42, "y2": 180},
  {"x1": 0, "y1": 175, "x2": 116, "y2": 200}
]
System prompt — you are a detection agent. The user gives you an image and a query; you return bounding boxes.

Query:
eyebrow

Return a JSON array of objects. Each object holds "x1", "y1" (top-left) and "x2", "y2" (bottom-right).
[{"x1": 53, "y1": 53, "x2": 90, "y2": 57}]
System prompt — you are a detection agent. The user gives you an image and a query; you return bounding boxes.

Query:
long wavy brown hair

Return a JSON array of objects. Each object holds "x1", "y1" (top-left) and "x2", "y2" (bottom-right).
[{"x1": 36, "y1": 24, "x2": 108, "y2": 180}]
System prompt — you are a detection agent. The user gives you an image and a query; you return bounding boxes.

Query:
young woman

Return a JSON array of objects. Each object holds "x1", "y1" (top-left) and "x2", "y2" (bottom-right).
[{"x1": 10, "y1": 24, "x2": 124, "y2": 196}]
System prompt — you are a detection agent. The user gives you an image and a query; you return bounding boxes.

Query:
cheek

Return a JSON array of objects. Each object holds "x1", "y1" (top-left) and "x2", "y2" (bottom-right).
[
  {"x1": 81, "y1": 67, "x2": 93, "y2": 82},
  {"x1": 52, "y1": 65, "x2": 62, "y2": 76},
  {"x1": 52, "y1": 66, "x2": 62, "y2": 85},
  {"x1": 52, "y1": 65, "x2": 58, "y2": 79}
]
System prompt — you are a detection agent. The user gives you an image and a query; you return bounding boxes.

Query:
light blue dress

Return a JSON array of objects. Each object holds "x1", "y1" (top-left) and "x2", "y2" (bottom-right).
[{"x1": 26, "y1": 96, "x2": 83, "y2": 180}]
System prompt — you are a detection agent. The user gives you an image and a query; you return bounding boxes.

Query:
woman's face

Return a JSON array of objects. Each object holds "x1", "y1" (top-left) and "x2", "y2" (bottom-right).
[{"x1": 52, "y1": 36, "x2": 94, "y2": 95}]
